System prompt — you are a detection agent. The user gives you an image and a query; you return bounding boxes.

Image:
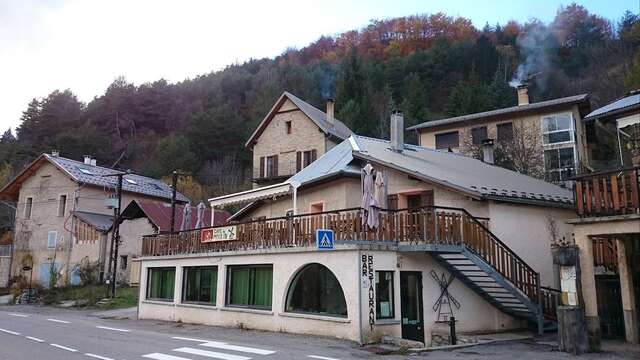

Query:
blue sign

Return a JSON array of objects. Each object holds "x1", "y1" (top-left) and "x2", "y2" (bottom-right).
[{"x1": 316, "y1": 229, "x2": 334, "y2": 250}]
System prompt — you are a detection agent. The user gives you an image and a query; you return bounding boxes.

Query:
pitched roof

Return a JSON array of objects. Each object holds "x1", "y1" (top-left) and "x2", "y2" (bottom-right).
[
  {"x1": 289, "y1": 135, "x2": 573, "y2": 207},
  {"x1": 0, "y1": 153, "x2": 189, "y2": 203},
  {"x1": 73, "y1": 210, "x2": 114, "y2": 232},
  {"x1": 245, "y1": 91, "x2": 353, "y2": 148},
  {"x1": 121, "y1": 200, "x2": 230, "y2": 232},
  {"x1": 584, "y1": 90, "x2": 640, "y2": 120},
  {"x1": 407, "y1": 94, "x2": 590, "y2": 131}
]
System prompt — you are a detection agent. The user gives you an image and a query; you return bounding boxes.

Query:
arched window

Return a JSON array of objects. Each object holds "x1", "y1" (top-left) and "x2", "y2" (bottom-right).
[{"x1": 285, "y1": 263, "x2": 347, "y2": 317}]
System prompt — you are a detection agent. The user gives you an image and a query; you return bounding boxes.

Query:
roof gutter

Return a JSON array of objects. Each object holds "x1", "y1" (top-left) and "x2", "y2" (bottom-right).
[
  {"x1": 483, "y1": 194, "x2": 575, "y2": 209},
  {"x1": 351, "y1": 151, "x2": 483, "y2": 200}
]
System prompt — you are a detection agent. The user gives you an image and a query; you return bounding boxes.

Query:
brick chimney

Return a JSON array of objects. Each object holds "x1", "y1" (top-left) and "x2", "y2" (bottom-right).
[
  {"x1": 326, "y1": 98, "x2": 335, "y2": 126},
  {"x1": 517, "y1": 85, "x2": 529, "y2": 106},
  {"x1": 390, "y1": 111, "x2": 404, "y2": 152}
]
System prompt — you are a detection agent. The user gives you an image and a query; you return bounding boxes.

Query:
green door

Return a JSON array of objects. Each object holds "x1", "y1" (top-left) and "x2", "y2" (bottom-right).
[{"x1": 400, "y1": 271, "x2": 424, "y2": 342}]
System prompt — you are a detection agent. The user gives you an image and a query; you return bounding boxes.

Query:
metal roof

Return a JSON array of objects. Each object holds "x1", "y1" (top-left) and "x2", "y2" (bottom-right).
[
  {"x1": 46, "y1": 155, "x2": 189, "y2": 202},
  {"x1": 245, "y1": 91, "x2": 353, "y2": 148},
  {"x1": 287, "y1": 135, "x2": 573, "y2": 207},
  {"x1": 407, "y1": 94, "x2": 589, "y2": 131},
  {"x1": 584, "y1": 91, "x2": 640, "y2": 120},
  {"x1": 73, "y1": 210, "x2": 114, "y2": 232}
]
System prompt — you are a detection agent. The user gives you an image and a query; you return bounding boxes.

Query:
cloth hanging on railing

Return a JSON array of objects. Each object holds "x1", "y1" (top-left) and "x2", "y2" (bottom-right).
[{"x1": 361, "y1": 163, "x2": 379, "y2": 229}]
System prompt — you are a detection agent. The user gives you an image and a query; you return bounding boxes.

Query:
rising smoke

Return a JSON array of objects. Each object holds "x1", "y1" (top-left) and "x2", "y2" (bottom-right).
[{"x1": 509, "y1": 22, "x2": 554, "y2": 90}]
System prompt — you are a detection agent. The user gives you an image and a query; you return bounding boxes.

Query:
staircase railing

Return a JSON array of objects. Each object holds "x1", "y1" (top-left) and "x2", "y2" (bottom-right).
[{"x1": 540, "y1": 286, "x2": 561, "y2": 321}]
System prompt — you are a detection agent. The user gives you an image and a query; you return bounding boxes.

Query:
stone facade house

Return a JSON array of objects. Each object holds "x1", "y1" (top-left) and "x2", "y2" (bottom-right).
[
  {"x1": 407, "y1": 86, "x2": 591, "y2": 183},
  {"x1": 0, "y1": 153, "x2": 188, "y2": 287}
]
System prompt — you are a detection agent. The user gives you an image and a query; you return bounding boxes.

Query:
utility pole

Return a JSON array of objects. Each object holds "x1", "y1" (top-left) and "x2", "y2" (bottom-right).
[
  {"x1": 170, "y1": 171, "x2": 178, "y2": 233},
  {"x1": 104, "y1": 171, "x2": 125, "y2": 298}
]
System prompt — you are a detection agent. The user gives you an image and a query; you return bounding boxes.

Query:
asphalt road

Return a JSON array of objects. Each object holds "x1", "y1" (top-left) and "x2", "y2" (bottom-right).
[{"x1": 0, "y1": 306, "x2": 638, "y2": 360}]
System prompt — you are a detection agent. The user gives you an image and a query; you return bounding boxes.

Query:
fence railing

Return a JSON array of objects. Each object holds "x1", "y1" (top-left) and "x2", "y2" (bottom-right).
[
  {"x1": 142, "y1": 205, "x2": 540, "y2": 302},
  {"x1": 575, "y1": 167, "x2": 640, "y2": 217}
]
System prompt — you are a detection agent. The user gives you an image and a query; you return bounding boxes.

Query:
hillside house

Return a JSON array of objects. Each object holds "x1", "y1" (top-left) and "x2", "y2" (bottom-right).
[
  {"x1": 570, "y1": 90, "x2": 640, "y2": 345},
  {"x1": 0, "y1": 153, "x2": 189, "y2": 287},
  {"x1": 407, "y1": 85, "x2": 591, "y2": 183},
  {"x1": 136, "y1": 111, "x2": 574, "y2": 346},
  {"x1": 246, "y1": 91, "x2": 352, "y2": 188}
]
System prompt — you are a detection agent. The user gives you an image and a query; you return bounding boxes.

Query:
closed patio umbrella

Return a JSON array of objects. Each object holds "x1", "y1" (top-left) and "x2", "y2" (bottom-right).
[
  {"x1": 180, "y1": 202, "x2": 192, "y2": 231},
  {"x1": 195, "y1": 201, "x2": 206, "y2": 229},
  {"x1": 361, "y1": 163, "x2": 378, "y2": 229},
  {"x1": 374, "y1": 170, "x2": 386, "y2": 210}
]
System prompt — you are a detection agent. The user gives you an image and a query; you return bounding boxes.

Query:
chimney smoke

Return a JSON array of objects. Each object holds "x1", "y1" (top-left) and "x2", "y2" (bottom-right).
[
  {"x1": 482, "y1": 139, "x2": 495, "y2": 165},
  {"x1": 326, "y1": 99, "x2": 335, "y2": 126},
  {"x1": 517, "y1": 85, "x2": 529, "y2": 106},
  {"x1": 390, "y1": 111, "x2": 404, "y2": 152}
]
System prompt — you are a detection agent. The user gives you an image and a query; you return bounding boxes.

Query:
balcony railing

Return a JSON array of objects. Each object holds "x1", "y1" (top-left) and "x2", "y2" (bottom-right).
[
  {"x1": 593, "y1": 238, "x2": 618, "y2": 272},
  {"x1": 142, "y1": 205, "x2": 540, "y2": 302},
  {"x1": 574, "y1": 167, "x2": 640, "y2": 218}
]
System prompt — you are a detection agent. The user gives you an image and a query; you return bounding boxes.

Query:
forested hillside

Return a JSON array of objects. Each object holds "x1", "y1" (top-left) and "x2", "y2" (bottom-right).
[{"x1": 1, "y1": 4, "x2": 639, "y2": 202}]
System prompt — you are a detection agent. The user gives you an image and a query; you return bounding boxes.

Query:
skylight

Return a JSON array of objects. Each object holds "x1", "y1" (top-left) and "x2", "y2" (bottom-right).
[
  {"x1": 124, "y1": 178, "x2": 138, "y2": 185},
  {"x1": 78, "y1": 167, "x2": 94, "y2": 175}
]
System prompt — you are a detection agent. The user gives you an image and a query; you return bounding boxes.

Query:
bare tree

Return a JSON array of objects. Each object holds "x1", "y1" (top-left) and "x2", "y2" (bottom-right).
[{"x1": 199, "y1": 154, "x2": 249, "y2": 197}]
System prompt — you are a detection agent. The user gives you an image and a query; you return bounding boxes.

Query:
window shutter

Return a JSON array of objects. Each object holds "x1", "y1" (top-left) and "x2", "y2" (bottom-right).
[
  {"x1": 273, "y1": 155, "x2": 278, "y2": 176},
  {"x1": 311, "y1": 149, "x2": 317, "y2": 162},
  {"x1": 296, "y1": 152, "x2": 302, "y2": 172},
  {"x1": 420, "y1": 190, "x2": 434, "y2": 207},
  {"x1": 387, "y1": 194, "x2": 399, "y2": 210},
  {"x1": 259, "y1": 157, "x2": 265, "y2": 178}
]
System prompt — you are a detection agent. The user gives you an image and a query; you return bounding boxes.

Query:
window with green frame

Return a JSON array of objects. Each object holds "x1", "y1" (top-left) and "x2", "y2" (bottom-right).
[
  {"x1": 375, "y1": 271, "x2": 395, "y2": 319},
  {"x1": 182, "y1": 266, "x2": 217, "y2": 305},
  {"x1": 227, "y1": 265, "x2": 273, "y2": 309},
  {"x1": 147, "y1": 267, "x2": 175, "y2": 301}
]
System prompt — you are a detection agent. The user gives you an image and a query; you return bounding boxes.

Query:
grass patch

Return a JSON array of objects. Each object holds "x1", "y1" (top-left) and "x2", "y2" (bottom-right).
[{"x1": 42, "y1": 285, "x2": 139, "y2": 309}]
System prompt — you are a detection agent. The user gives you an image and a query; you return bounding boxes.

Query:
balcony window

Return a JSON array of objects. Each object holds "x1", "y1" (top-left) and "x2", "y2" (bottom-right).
[
  {"x1": 497, "y1": 122, "x2": 514, "y2": 143},
  {"x1": 227, "y1": 265, "x2": 272, "y2": 310},
  {"x1": 471, "y1": 126, "x2": 488, "y2": 145},
  {"x1": 285, "y1": 263, "x2": 347, "y2": 317},
  {"x1": 542, "y1": 113, "x2": 574, "y2": 145},
  {"x1": 147, "y1": 267, "x2": 175, "y2": 301},
  {"x1": 296, "y1": 150, "x2": 317, "y2": 171},
  {"x1": 183, "y1": 266, "x2": 217, "y2": 305},
  {"x1": 260, "y1": 155, "x2": 278, "y2": 179},
  {"x1": 376, "y1": 271, "x2": 395, "y2": 319},
  {"x1": 435, "y1": 131, "x2": 459, "y2": 150},
  {"x1": 544, "y1": 147, "x2": 576, "y2": 182}
]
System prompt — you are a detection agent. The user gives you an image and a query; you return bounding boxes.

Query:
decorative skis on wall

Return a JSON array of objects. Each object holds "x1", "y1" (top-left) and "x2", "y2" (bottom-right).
[{"x1": 430, "y1": 270, "x2": 460, "y2": 323}]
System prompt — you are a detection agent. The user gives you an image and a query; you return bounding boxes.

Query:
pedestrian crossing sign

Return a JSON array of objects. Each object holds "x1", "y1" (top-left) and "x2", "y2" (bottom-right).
[{"x1": 316, "y1": 229, "x2": 334, "y2": 250}]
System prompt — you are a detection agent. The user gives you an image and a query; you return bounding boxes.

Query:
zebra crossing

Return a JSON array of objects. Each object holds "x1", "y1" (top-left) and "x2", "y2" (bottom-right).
[{"x1": 142, "y1": 337, "x2": 276, "y2": 360}]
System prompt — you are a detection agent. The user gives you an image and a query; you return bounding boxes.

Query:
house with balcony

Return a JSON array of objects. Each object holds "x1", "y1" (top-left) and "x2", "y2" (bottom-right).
[
  {"x1": 569, "y1": 90, "x2": 640, "y2": 345},
  {"x1": 0, "y1": 153, "x2": 189, "y2": 287},
  {"x1": 246, "y1": 91, "x2": 352, "y2": 188},
  {"x1": 137, "y1": 109, "x2": 575, "y2": 347},
  {"x1": 407, "y1": 85, "x2": 591, "y2": 183}
]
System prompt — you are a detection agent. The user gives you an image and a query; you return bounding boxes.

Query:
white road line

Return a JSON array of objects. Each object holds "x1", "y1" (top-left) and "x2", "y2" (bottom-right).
[
  {"x1": 50, "y1": 343, "x2": 78, "y2": 352},
  {"x1": 308, "y1": 356, "x2": 341, "y2": 360},
  {"x1": 201, "y1": 341, "x2": 275, "y2": 355},
  {"x1": 172, "y1": 336, "x2": 212, "y2": 342},
  {"x1": 95, "y1": 326, "x2": 130, "y2": 332},
  {"x1": 0, "y1": 328, "x2": 20, "y2": 335},
  {"x1": 174, "y1": 347, "x2": 251, "y2": 360},
  {"x1": 47, "y1": 318, "x2": 71, "y2": 324},
  {"x1": 85, "y1": 353, "x2": 115, "y2": 360},
  {"x1": 7, "y1": 313, "x2": 29, "y2": 317},
  {"x1": 142, "y1": 353, "x2": 192, "y2": 360},
  {"x1": 25, "y1": 336, "x2": 45, "y2": 342}
]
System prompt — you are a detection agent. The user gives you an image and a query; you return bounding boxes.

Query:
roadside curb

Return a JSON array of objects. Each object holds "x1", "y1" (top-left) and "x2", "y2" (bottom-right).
[{"x1": 408, "y1": 334, "x2": 535, "y2": 352}]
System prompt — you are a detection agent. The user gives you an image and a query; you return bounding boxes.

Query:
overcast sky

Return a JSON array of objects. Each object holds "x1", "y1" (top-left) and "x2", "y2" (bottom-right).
[{"x1": 1, "y1": 0, "x2": 637, "y2": 133}]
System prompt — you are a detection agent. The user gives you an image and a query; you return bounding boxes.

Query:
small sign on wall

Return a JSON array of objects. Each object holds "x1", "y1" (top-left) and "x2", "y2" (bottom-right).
[
  {"x1": 560, "y1": 266, "x2": 578, "y2": 306},
  {"x1": 201, "y1": 226, "x2": 237, "y2": 243}
]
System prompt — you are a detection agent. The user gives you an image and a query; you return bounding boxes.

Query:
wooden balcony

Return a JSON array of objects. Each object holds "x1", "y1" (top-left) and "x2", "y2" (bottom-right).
[
  {"x1": 142, "y1": 206, "x2": 541, "y2": 302},
  {"x1": 575, "y1": 167, "x2": 640, "y2": 218}
]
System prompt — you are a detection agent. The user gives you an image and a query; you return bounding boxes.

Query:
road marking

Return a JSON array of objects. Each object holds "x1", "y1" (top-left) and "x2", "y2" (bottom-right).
[
  {"x1": 47, "y1": 318, "x2": 71, "y2": 324},
  {"x1": 26, "y1": 336, "x2": 45, "y2": 342},
  {"x1": 50, "y1": 343, "x2": 78, "y2": 352},
  {"x1": 85, "y1": 353, "x2": 115, "y2": 360},
  {"x1": 7, "y1": 313, "x2": 29, "y2": 317},
  {"x1": 174, "y1": 347, "x2": 251, "y2": 360},
  {"x1": 95, "y1": 326, "x2": 130, "y2": 332},
  {"x1": 201, "y1": 341, "x2": 275, "y2": 355},
  {"x1": 143, "y1": 353, "x2": 192, "y2": 360},
  {"x1": 172, "y1": 336, "x2": 212, "y2": 342},
  {"x1": 308, "y1": 356, "x2": 341, "y2": 360},
  {"x1": 0, "y1": 328, "x2": 20, "y2": 335}
]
